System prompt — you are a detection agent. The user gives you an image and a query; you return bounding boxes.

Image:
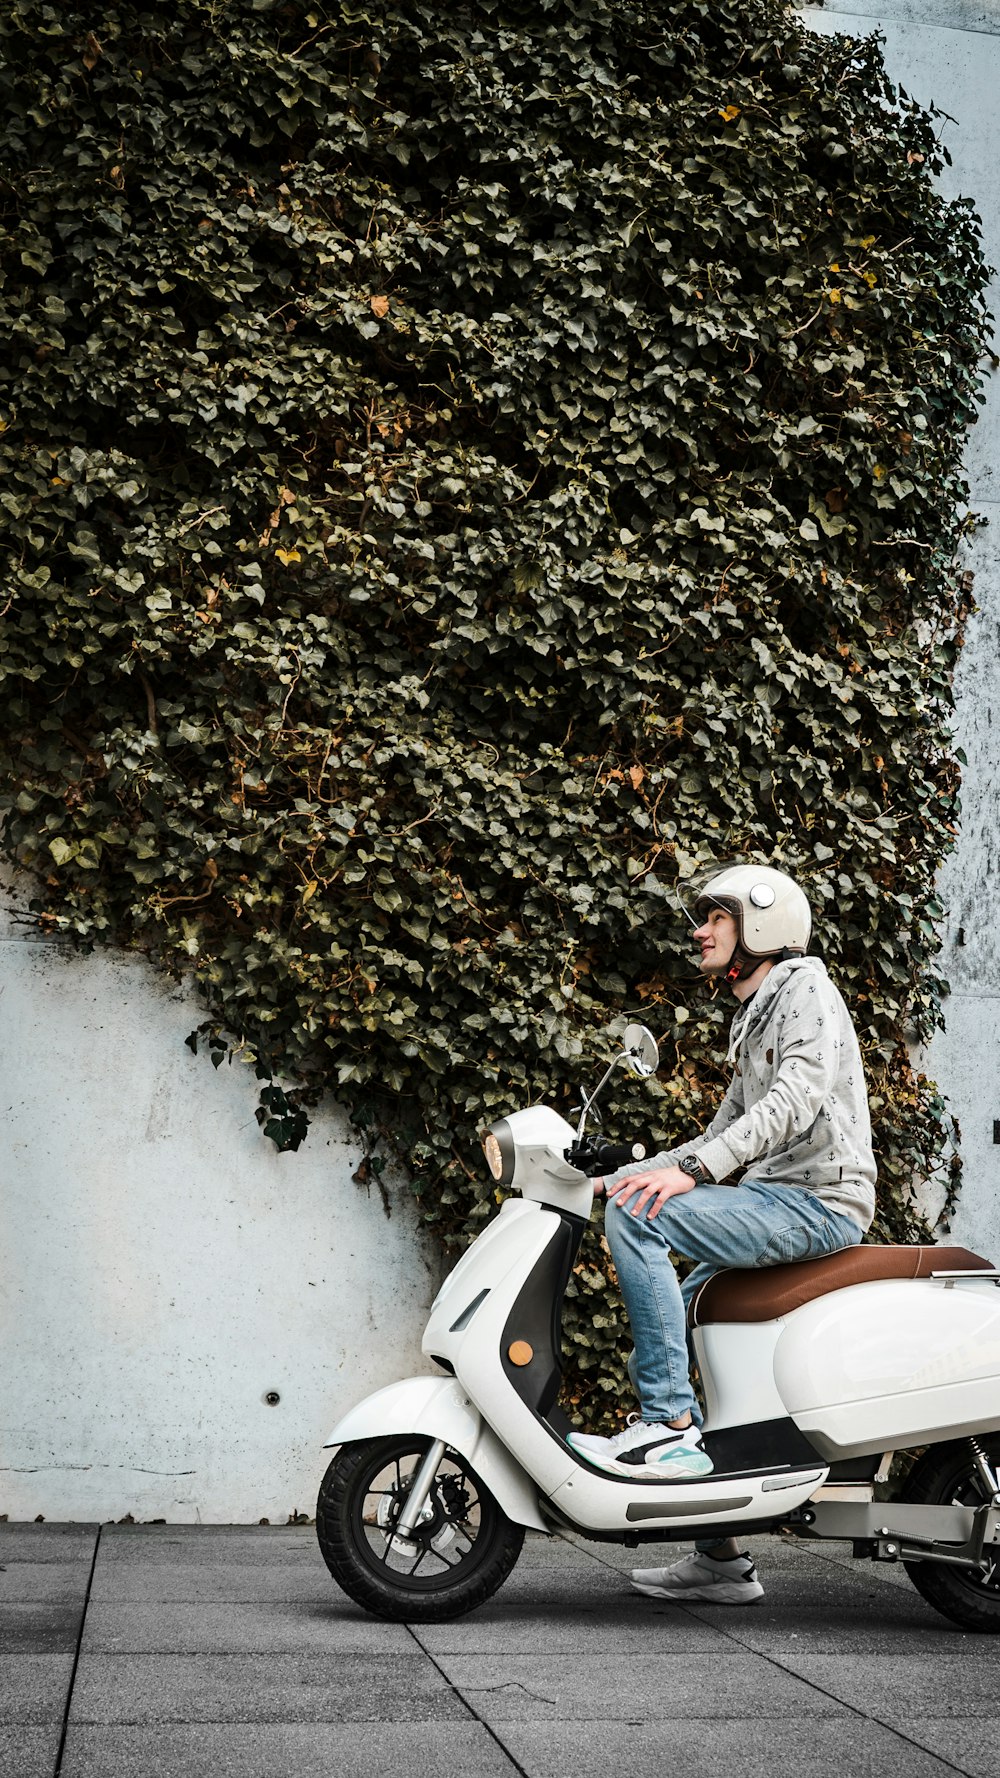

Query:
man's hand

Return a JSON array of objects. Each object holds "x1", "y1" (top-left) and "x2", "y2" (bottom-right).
[{"x1": 599, "y1": 1166, "x2": 698, "y2": 1220}]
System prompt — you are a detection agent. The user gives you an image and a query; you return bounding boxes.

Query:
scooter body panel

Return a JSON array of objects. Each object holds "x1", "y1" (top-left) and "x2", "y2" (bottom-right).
[
  {"x1": 423, "y1": 1198, "x2": 564, "y2": 1361},
  {"x1": 774, "y1": 1277, "x2": 1000, "y2": 1458},
  {"x1": 322, "y1": 1374, "x2": 550, "y2": 1531},
  {"x1": 544, "y1": 1461, "x2": 828, "y2": 1534},
  {"x1": 497, "y1": 1106, "x2": 593, "y2": 1216},
  {"x1": 443, "y1": 1209, "x2": 582, "y2": 1499},
  {"x1": 694, "y1": 1321, "x2": 787, "y2": 1429}
]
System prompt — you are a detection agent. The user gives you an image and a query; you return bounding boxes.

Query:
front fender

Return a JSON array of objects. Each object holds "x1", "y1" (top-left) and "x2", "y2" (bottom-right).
[{"x1": 323, "y1": 1374, "x2": 549, "y2": 1533}]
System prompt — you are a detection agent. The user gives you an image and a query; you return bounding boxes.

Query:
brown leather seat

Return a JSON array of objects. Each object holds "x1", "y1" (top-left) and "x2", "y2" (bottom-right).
[{"x1": 688, "y1": 1244, "x2": 994, "y2": 1327}]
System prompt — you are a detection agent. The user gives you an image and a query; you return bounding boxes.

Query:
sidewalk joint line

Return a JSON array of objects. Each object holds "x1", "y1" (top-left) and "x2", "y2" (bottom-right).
[
  {"x1": 53, "y1": 1523, "x2": 102, "y2": 1778},
  {"x1": 405, "y1": 1622, "x2": 533, "y2": 1778}
]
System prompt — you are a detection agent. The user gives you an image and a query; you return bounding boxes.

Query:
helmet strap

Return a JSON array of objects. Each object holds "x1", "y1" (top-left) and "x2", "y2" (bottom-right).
[
  {"x1": 726, "y1": 946, "x2": 783, "y2": 985},
  {"x1": 724, "y1": 945, "x2": 757, "y2": 985}
]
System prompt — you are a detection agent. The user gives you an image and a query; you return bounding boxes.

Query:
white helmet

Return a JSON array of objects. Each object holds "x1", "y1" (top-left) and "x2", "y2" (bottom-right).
[{"x1": 693, "y1": 864, "x2": 810, "y2": 979}]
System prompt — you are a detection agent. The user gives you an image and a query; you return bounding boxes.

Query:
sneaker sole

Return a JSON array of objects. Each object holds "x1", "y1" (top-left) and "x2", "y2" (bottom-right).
[
  {"x1": 630, "y1": 1578, "x2": 764, "y2": 1604},
  {"x1": 567, "y1": 1440, "x2": 714, "y2": 1482},
  {"x1": 598, "y1": 1456, "x2": 716, "y2": 1480}
]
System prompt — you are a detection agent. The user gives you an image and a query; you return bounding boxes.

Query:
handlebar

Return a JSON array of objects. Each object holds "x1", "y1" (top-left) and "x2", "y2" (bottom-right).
[{"x1": 564, "y1": 1137, "x2": 650, "y2": 1179}]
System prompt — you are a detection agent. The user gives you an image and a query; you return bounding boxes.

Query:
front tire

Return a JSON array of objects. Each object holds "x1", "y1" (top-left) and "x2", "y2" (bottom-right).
[
  {"x1": 316, "y1": 1434, "x2": 525, "y2": 1622},
  {"x1": 901, "y1": 1436, "x2": 1000, "y2": 1633}
]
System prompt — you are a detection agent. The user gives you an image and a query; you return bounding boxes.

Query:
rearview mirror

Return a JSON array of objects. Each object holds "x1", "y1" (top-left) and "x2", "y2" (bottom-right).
[{"x1": 622, "y1": 1022, "x2": 659, "y2": 1078}]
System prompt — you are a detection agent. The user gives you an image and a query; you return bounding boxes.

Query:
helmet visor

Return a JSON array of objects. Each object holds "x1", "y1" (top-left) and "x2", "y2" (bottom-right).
[{"x1": 692, "y1": 892, "x2": 742, "y2": 924}]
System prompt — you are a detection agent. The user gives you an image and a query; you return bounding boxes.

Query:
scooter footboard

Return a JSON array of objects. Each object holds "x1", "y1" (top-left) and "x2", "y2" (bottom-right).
[{"x1": 323, "y1": 1374, "x2": 549, "y2": 1532}]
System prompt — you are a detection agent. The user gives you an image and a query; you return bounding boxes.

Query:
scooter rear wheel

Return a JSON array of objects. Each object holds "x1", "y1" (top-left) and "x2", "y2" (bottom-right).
[
  {"x1": 316, "y1": 1434, "x2": 525, "y2": 1622},
  {"x1": 901, "y1": 1435, "x2": 1000, "y2": 1633}
]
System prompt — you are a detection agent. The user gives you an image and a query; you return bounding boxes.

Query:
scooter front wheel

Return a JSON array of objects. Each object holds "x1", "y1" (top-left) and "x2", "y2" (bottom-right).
[
  {"x1": 902, "y1": 1435, "x2": 1000, "y2": 1633},
  {"x1": 316, "y1": 1434, "x2": 525, "y2": 1622}
]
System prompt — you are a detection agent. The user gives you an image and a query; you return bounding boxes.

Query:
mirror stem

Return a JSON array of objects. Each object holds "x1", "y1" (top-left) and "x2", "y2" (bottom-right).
[{"x1": 576, "y1": 1056, "x2": 620, "y2": 1137}]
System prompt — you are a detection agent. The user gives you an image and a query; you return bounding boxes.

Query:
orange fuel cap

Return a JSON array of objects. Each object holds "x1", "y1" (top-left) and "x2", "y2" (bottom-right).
[{"x1": 507, "y1": 1340, "x2": 534, "y2": 1366}]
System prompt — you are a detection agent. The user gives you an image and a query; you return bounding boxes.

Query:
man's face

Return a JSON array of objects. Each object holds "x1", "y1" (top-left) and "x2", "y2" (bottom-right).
[{"x1": 693, "y1": 905, "x2": 739, "y2": 975}]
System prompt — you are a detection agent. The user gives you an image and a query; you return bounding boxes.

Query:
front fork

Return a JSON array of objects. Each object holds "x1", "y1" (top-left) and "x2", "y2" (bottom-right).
[{"x1": 394, "y1": 1438, "x2": 448, "y2": 1538}]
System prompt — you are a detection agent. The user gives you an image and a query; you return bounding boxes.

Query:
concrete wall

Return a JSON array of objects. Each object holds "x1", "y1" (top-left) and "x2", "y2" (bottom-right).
[
  {"x1": 0, "y1": 895, "x2": 442, "y2": 1522},
  {"x1": 802, "y1": 3, "x2": 1000, "y2": 1254}
]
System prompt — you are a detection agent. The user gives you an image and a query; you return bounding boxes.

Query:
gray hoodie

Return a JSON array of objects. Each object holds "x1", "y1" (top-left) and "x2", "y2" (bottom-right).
[{"x1": 608, "y1": 957, "x2": 876, "y2": 1230}]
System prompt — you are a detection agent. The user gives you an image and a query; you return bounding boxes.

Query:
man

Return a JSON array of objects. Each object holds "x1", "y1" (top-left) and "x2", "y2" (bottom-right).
[{"x1": 568, "y1": 863, "x2": 876, "y2": 1604}]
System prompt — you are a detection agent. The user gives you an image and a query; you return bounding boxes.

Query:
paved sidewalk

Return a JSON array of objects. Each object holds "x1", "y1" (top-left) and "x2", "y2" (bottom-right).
[{"x1": 1, "y1": 1521, "x2": 998, "y2": 1777}]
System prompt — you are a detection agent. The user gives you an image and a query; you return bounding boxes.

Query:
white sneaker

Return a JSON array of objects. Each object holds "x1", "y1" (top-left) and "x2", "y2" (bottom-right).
[
  {"x1": 631, "y1": 1549, "x2": 764, "y2": 1603},
  {"x1": 568, "y1": 1416, "x2": 714, "y2": 1479}
]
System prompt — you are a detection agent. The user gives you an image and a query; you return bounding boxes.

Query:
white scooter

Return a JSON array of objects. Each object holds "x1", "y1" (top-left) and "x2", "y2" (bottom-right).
[{"x1": 317, "y1": 1025, "x2": 1000, "y2": 1630}]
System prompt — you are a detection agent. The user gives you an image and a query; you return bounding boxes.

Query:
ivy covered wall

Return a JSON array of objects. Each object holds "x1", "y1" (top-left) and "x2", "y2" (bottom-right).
[{"x1": 0, "y1": 0, "x2": 990, "y2": 1423}]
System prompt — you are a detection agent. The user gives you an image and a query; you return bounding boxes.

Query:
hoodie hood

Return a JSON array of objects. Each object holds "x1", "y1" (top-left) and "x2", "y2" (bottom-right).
[{"x1": 726, "y1": 955, "x2": 829, "y2": 1062}]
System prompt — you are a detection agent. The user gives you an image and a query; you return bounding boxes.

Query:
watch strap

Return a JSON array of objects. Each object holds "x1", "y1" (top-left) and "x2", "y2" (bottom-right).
[{"x1": 679, "y1": 1152, "x2": 713, "y2": 1184}]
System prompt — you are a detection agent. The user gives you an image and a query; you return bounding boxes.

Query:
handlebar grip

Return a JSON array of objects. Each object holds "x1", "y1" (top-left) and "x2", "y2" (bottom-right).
[
  {"x1": 591, "y1": 1141, "x2": 648, "y2": 1174},
  {"x1": 567, "y1": 1139, "x2": 650, "y2": 1177}
]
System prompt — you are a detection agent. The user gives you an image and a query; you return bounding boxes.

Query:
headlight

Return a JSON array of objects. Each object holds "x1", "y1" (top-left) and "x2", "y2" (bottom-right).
[
  {"x1": 482, "y1": 1119, "x2": 514, "y2": 1186},
  {"x1": 483, "y1": 1131, "x2": 504, "y2": 1181}
]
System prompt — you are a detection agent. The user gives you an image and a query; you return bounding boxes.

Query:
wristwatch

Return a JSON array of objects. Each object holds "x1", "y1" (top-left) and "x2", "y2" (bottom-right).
[{"x1": 679, "y1": 1153, "x2": 713, "y2": 1185}]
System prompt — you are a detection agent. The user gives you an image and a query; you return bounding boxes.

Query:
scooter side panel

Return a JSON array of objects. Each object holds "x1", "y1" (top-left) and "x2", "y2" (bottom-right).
[
  {"x1": 322, "y1": 1374, "x2": 550, "y2": 1531},
  {"x1": 426, "y1": 1198, "x2": 539, "y2": 1327},
  {"x1": 545, "y1": 1464, "x2": 827, "y2": 1534},
  {"x1": 452, "y1": 1217, "x2": 580, "y2": 1499},
  {"x1": 422, "y1": 1200, "x2": 566, "y2": 1370},
  {"x1": 795, "y1": 1377, "x2": 1000, "y2": 1460},
  {"x1": 695, "y1": 1321, "x2": 787, "y2": 1429},
  {"x1": 774, "y1": 1278, "x2": 1000, "y2": 1458}
]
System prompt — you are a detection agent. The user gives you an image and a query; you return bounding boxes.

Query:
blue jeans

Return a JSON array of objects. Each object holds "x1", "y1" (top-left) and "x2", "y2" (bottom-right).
[{"x1": 605, "y1": 1179, "x2": 862, "y2": 1425}]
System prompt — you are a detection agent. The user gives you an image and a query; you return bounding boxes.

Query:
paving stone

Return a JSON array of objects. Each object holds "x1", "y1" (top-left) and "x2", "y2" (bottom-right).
[
  {"x1": 0, "y1": 1727, "x2": 62, "y2": 1778},
  {"x1": 417, "y1": 1609, "x2": 721, "y2": 1655},
  {"x1": 513, "y1": 1533, "x2": 608, "y2": 1568},
  {"x1": 798, "y1": 1541, "x2": 916, "y2": 1592},
  {"x1": 496, "y1": 1716, "x2": 958, "y2": 1778},
  {"x1": 475, "y1": 1561, "x2": 643, "y2": 1607},
  {"x1": 431, "y1": 1650, "x2": 850, "y2": 1722},
  {"x1": 902, "y1": 1718, "x2": 1000, "y2": 1777},
  {"x1": 68, "y1": 1652, "x2": 473, "y2": 1725},
  {"x1": 590, "y1": 1533, "x2": 919, "y2": 1587},
  {"x1": 98, "y1": 1529, "x2": 321, "y2": 1565},
  {"x1": 60, "y1": 1722, "x2": 519, "y2": 1778},
  {"x1": 706, "y1": 1569, "x2": 930, "y2": 1613},
  {"x1": 575, "y1": 1533, "x2": 835, "y2": 1577},
  {"x1": 415, "y1": 1570, "x2": 722, "y2": 1654},
  {"x1": 549, "y1": 1536, "x2": 681, "y2": 1574},
  {"x1": 0, "y1": 1655, "x2": 74, "y2": 1726},
  {"x1": 80, "y1": 1601, "x2": 414, "y2": 1655},
  {"x1": 777, "y1": 1651, "x2": 1000, "y2": 1718},
  {"x1": 0, "y1": 1565, "x2": 93, "y2": 1604},
  {"x1": 89, "y1": 1561, "x2": 336, "y2": 1605},
  {"x1": 0, "y1": 1604, "x2": 82, "y2": 1654},
  {"x1": 0, "y1": 1529, "x2": 98, "y2": 1565},
  {"x1": 705, "y1": 1587, "x2": 994, "y2": 1654},
  {"x1": 641, "y1": 1561, "x2": 966, "y2": 1647}
]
